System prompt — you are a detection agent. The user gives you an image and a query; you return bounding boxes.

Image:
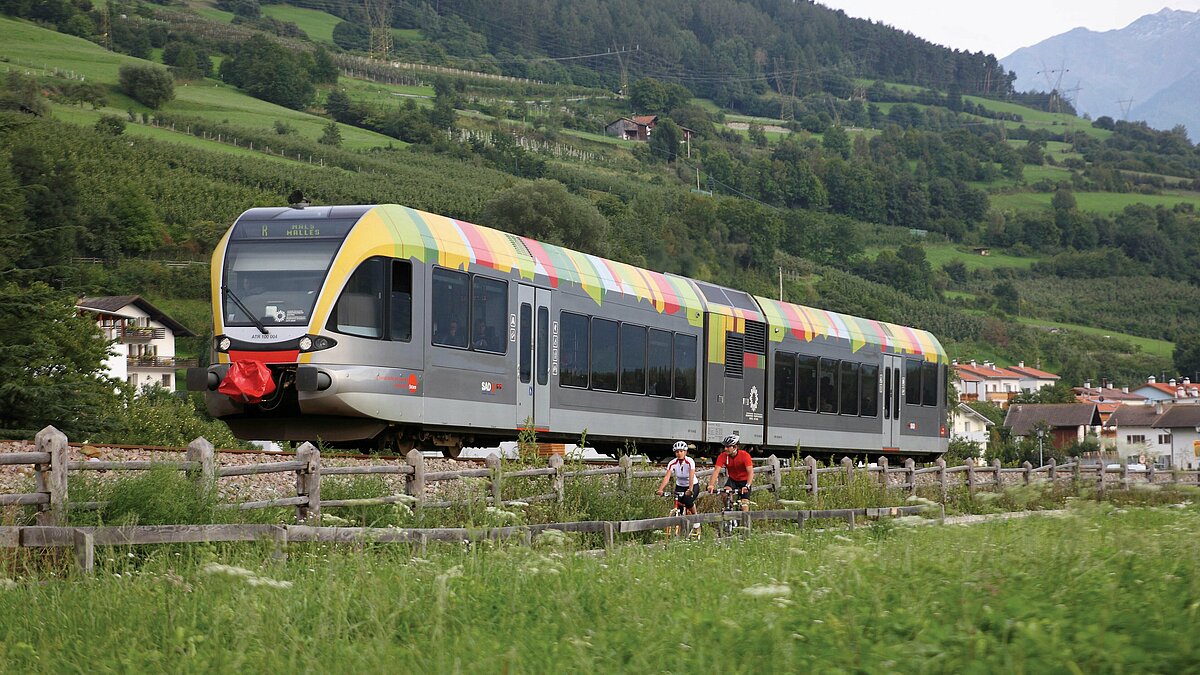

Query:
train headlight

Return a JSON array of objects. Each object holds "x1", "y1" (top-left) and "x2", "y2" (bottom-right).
[
  {"x1": 298, "y1": 335, "x2": 335, "y2": 352},
  {"x1": 216, "y1": 336, "x2": 231, "y2": 352}
]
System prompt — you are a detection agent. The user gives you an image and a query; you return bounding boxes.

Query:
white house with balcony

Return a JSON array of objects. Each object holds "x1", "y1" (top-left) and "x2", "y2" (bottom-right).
[
  {"x1": 950, "y1": 403, "x2": 993, "y2": 455},
  {"x1": 77, "y1": 296, "x2": 196, "y2": 392}
]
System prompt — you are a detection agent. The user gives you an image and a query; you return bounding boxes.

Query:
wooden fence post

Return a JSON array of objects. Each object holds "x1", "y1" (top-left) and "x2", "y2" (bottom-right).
[
  {"x1": 767, "y1": 455, "x2": 781, "y2": 493},
  {"x1": 1120, "y1": 459, "x2": 1129, "y2": 490},
  {"x1": 878, "y1": 456, "x2": 889, "y2": 487},
  {"x1": 1097, "y1": 461, "x2": 1107, "y2": 495},
  {"x1": 405, "y1": 449, "x2": 425, "y2": 502},
  {"x1": 295, "y1": 443, "x2": 321, "y2": 523},
  {"x1": 965, "y1": 460, "x2": 976, "y2": 499},
  {"x1": 619, "y1": 455, "x2": 633, "y2": 492},
  {"x1": 992, "y1": 458, "x2": 1002, "y2": 489},
  {"x1": 486, "y1": 453, "x2": 502, "y2": 503},
  {"x1": 35, "y1": 425, "x2": 68, "y2": 526},
  {"x1": 1022, "y1": 461, "x2": 1032, "y2": 485},
  {"x1": 904, "y1": 458, "x2": 916, "y2": 497},
  {"x1": 1073, "y1": 458, "x2": 1082, "y2": 493},
  {"x1": 73, "y1": 528, "x2": 94, "y2": 575},
  {"x1": 1048, "y1": 457, "x2": 1057, "y2": 482},
  {"x1": 548, "y1": 454, "x2": 564, "y2": 503},
  {"x1": 842, "y1": 456, "x2": 854, "y2": 486},
  {"x1": 186, "y1": 437, "x2": 215, "y2": 493},
  {"x1": 936, "y1": 457, "x2": 947, "y2": 501},
  {"x1": 805, "y1": 456, "x2": 818, "y2": 499},
  {"x1": 603, "y1": 521, "x2": 615, "y2": 550},
  {"x1": 1146, "y1": 462, "x2": 1155, "y2": 485}
]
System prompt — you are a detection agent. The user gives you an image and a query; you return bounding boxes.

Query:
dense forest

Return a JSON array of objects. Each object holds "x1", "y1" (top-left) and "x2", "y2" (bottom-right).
[{"x1": 2, "y1": 0, "x2": 1200, "y2": 447}]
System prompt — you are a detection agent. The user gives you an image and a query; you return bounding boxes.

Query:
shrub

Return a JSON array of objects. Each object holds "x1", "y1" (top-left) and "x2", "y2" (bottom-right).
[
  {"x1": 101, "y1": 465, "x2": 216, "y2": 525},
  {"x1": 94, "y1": 114, "x2": 125, "y2": 136},
  {"x1": 117, "y1": 64, "x2": 175, "y2": 109}
]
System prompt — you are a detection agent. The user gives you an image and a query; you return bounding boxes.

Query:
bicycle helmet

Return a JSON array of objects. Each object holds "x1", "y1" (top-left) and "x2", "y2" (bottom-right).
[
  {"x1": 721, "y1": 433, "x2": 740, "y2": 447},
  {"x1": 672, "y1": 440, "x2": 689, "y2": 453}
]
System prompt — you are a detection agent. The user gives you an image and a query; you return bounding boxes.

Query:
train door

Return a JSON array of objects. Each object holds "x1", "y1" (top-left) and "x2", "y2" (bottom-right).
[
  {"x1": 882, "y1": 354, "x2": 903, "y2": 450},
  {"x1": 515, "y1": 285, "x2": 551, "y2": 432}
]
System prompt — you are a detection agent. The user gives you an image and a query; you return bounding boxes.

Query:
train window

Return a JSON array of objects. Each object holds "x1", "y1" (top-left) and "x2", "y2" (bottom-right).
[
  {"x1": 519, "y1": 303, "x2": 532, "y2": 383},
  {"x1": 330, "y1": 258, "x2": 384, "y2": 338},
  {"x1": 647, "y1": 329, "x2": 673, "y2": 397},
  {"x1": 620, "y1": 324, "x2": 647, "y2": 395},
  {"x1": 471, "y1": 276, "x2": 507, "y2": 355},
  {"x1": 536, "y1": 307, "x2": 549, "y2": 385},
  {"x1": 796, "y1": 355, "x2": 818, "y2": 412},
  {"x1": 905, "y1": 359, "x2": 922, "y2": 404},
  {"x1": 674, "y1": 334, "x2": 697, "y2": 400},
  {"x1": 432, "y1": 268, "x2": 470, "y2": 348},
  {"x1": 559, "y1": 312, "x2": 589, "y2": 388},
  {"x1": 773, "y1": 352, "x2": 796, "y2": 411},
  {"x1": 860, "y1": 364, "x2": 879, "y2": 417},
  {"x1": 818, "y1": 358, "x2": 838, "y2": 413},
  {"x1": 389, "y1": 260, "x2": 412, "y2": 342},
  {"x1": 921, "y1": 362, "x2": 939, "y2": 406},
  {"x1": 839, "y1": 361, "x2": 860, "y2": 416},
  {"x1": 590, "y1": 318, "x2": 618, "y2": 392}
]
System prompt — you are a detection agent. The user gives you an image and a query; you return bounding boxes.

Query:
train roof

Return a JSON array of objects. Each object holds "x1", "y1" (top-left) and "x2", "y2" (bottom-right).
[{"x1": 754, "y1": 295, "x2": 946, "y2": 364}]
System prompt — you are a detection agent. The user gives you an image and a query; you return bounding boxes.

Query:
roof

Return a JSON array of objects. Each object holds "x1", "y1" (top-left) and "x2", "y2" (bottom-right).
[
  {"x1": 1073, "y1": 386, "x2": 1146, "y2": 402},
  {"x1": 754, "y1": 295, "x2": 946, "y2": 364},
  {"x1": 955, "y1": 371, "x2": 983, "y2": 382},
  {"x1": 955, "y1": 363, "x2": 1020, "y2": 380},
  {"x1": 954, "y1": 403, "x2": 994, "y2": 426},
  {"x1": 77, "y1": 296, "x2": 195, "y2": 337},
  {"x1": 1004, "y1": 404, "x2": 1101, "y2": 435},
  {"x1": 630, "y1": 115, "x2": 658, "y2": 126},
  {"x1": 1152, "y1": 405, "x2": 1200, "y2": 429},
  {"x1": 1107, "y1": 404, "x2": 1161, "y2": 427},
  {"x1": 1007, "y1": 365, "x2": 1059, "y2": 380},
  {"x1": 1135, "y1": 382, "x2": 1200, "y2": 398}
]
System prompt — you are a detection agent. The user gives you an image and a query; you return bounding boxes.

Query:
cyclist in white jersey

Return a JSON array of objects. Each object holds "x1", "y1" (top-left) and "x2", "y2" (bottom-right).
[{"x1": 656, "y1": 441, "x2": 700, "y2": 520}]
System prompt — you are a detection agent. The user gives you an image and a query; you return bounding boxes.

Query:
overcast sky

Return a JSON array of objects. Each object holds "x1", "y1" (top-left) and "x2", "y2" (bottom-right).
[{"x1": 816, "y1": 1, "x2": 1200, "y2": 58}]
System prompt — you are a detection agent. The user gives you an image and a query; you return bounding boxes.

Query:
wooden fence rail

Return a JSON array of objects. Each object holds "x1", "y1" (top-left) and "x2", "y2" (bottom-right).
[
  {"x1": 0, "y1": 504, "x2": 933, "y2": 573},
  {"x1": 5, "y1": 426, "x2": 1200, "y2": 528}
]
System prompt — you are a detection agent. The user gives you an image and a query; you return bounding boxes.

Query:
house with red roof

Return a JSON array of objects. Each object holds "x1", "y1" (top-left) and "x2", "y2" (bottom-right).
[
  {"x1": 1131, "y1": 376, "x2": 1200, "y2": 403},
  {"x1": 604, "y1": 115, "x2": 695, "y2": 143},
  {"x1": 1006, "y1": 361, "x2": 1060, "y2": 392},
  {"x1": 953, "y1": 360, "x2": 1023, "y2": 406}
]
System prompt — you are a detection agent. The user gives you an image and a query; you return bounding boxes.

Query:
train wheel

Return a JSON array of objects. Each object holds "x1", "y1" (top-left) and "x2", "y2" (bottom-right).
[{"x1": 441, "y1": 442, "x2": 463, "y2": 460}]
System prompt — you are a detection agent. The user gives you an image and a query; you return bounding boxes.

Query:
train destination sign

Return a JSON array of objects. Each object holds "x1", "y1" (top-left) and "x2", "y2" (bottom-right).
[{"x1": 234, "y1": 218, "x2": 358, "y2": 240}]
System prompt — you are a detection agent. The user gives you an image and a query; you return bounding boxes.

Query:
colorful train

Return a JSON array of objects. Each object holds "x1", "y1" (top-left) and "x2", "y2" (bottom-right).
[{"x1": 188, "y1": 204, "x2": 948, "y2": 458}]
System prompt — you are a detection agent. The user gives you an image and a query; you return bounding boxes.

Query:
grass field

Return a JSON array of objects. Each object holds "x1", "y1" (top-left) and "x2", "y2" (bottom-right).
[
  {"x1": 867, "y1": 244, "x2": 1040, "y2": 271},
  {"x1": 260, "y1": 4, "x2": 342, "y2": 44},
  {"x1": 3, "y1": 503, "x2": 1197, "y2": 671},
  {"x1": 1015, "y1": 316, "x2": 1174, "y2": 358},
  {"x1": 0, "y1": 16, "x2": 397, "y2": 152},
  {"x1": 991, "y1": 189, "x2": 1200, "y2": 214}
]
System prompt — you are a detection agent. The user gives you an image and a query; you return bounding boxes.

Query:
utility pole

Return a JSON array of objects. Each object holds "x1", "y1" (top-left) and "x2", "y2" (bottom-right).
[
  {"x1": 364, "y1": 0, "x2": 393, "y2": 61},
  {"x1": 1117, "y1": 98, "x2": 1134, "y2": 120}
]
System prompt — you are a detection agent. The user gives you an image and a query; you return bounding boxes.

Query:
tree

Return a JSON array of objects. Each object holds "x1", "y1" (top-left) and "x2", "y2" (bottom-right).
[
  {"x1": 648, "y1": 118, "x2": 683, "y2": 163},
  {"x1": 1173, "y1": 333, "x2": 1200, "y2": 383},
  {"x1": 822, "y1": 125, "x2": 851, "y2": 159},
  {"x1": 219, "y1": 42, "x2": 313, "y2": 110},
  {"x1": 0, "y1": 283, "x2": 119, "y2": 437},
  {"x1": 94, "y1": 114, "x2": 126, "y2": 136},
  {"x1": 117, "y1": 64, "x2": 175, "y2": 109},
  {"x1": 318, "y1": 120, "x2": 342, "y2": 147},
  {"x1": 309, "y1": 46, "x2": 339, "y2": 85},
  {"x1": 480, "y1": 180, "x2": 609, "y2": 255}
]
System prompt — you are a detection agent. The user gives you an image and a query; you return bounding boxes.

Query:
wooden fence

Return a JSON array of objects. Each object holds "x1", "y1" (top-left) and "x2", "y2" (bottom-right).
[
  {"x1": 4, "y1": 426, "x2": 1200, "y2": 529},
  {"x1": 0, "y1": 503, "x2": 934, "y2": 574}
]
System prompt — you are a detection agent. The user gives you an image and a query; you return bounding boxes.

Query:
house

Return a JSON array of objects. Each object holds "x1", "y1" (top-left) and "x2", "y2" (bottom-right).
[
  {"x1": 604, "y1": 115, "x2": 695, "y2": 143},
  {"x1": 1005, "y1": 361, "x2": 1060, "y2": 393},
  {"x1": 950, "y1": 403, "x2": 993, "y2": 453},
  {"x1": 1148, "y1": 404, "x2": 1200, "y2": 470},
  {"x1": 1106, "y1": 403, "x2": 1173, "y2": 464},
  {"x1": 1073, "y1": 383, "x2": 1145, "y2": 441},
  {"x1": 1131, "y1": 376, "x2": 1200, "y2": 403},
  {"x1": 77, "y1": 295, "x2": 197, "y2": 392},
  {"x1": 953, "y1": 360, "x2": 1023, "y2": 406},
  {"x1": 1003, "y1": 403, "x2": 1102, "y2": 449}
]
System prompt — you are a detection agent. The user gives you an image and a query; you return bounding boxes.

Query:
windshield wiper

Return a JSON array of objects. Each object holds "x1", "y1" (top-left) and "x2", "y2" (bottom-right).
[{"x1": 222, "y1": 285, "x2": 269, "y2": 335}]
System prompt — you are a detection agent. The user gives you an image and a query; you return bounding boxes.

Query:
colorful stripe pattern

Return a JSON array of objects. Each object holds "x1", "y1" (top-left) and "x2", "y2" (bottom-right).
[
  {"x1": 348, "y1": 205, "x2": 708, "y2": 326},
  {"x1": 752, "y1": 296, "x2": 946, "y2": 364}
]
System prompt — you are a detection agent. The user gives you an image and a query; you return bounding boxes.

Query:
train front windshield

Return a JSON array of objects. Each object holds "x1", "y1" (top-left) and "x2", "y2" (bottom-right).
[{"x1": 222, "y1": 239, "x2": 341, "y2": 328}]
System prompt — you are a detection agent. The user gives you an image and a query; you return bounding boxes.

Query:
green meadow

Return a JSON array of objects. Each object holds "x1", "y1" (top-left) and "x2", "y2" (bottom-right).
[{"x1": 2, "y1": 503, "x2": 1197, "y2": 672}]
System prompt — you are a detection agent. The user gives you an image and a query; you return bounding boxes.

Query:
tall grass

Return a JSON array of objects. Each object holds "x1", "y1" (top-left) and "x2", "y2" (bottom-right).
[{"x1": 2, "y1": 503, "x2": 1198, "y2": 671}]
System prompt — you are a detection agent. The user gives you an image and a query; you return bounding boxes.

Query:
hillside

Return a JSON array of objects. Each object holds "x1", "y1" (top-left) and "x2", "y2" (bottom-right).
[{"x1": 4, "y1": 0, "x2": 1200, "y2": 399}]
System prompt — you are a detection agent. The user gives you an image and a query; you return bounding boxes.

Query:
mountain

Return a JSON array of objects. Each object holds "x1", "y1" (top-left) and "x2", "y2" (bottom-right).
[{"x1": 1000, "y1": 8, "x2": 1200, "y2": 138}]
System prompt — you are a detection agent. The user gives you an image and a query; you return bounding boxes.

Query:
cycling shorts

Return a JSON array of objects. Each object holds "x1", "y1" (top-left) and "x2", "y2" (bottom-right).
[
  {"x1": 672, "y1": 485, "x2": 697, "y2": 508},
  {"x1": 723, "y1": 479, "x2": 751, "y2": 501}
]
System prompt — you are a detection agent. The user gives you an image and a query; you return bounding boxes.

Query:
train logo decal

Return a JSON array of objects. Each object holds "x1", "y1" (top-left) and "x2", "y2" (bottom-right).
[
  {"x1": 407, "y1": 374, "x2": 418, "y2": 393},
  {"x1": 748, "y1": 386, "x2": 760, "y2": 412}
]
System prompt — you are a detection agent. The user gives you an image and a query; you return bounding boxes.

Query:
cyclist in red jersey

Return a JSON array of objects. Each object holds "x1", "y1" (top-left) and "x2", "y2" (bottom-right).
[{"x1": 707, "y1": 433, "x2": 753, "y2": 511}]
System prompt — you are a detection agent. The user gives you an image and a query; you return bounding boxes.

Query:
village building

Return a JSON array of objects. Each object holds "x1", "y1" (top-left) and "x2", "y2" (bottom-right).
[
  {"x1": 76, "y1": 295, "x2": 196, "y2": 392},
  {"x1": 1003, "y1": 403, "x2": 1102, "y2": 450},
  {"x1": 949, "y1": 402, "x2": 993, "y2": 454}
]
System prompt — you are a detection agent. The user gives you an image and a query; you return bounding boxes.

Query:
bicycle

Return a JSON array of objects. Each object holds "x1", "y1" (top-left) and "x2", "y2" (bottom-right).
[
  {"x1": 713, "y1": 485, "x2": 746, "y2": 538},
  {"x1": 661, "y1": 490, "x2": 702, "y2": 541}
]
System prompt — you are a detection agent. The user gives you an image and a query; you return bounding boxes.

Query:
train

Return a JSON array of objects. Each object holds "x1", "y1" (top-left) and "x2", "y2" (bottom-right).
[{"x1": 187, "y1": 203, "x2": 948, "y2": 459}]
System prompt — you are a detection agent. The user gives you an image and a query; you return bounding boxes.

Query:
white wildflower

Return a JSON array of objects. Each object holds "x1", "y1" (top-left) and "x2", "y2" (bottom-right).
[
  {"x1": 742, "y1": 583, "x2": 792, "y2": 598},
  {"x1": 507, "y1": 501, "x2": 530, "y2": 507},
  {"x1": 436, "y1": 565, "x2": 464, "y2": 584},
  {"x1": 778, "y1": 499, "x2": 807, "y2": 507},
  {"x1": 320, "y1": 514, "x2": 351, "y2": 526},
  {"x1": 789, "y1": 548, "x2": 807, "y2": 556},
  {"x1": 485, "y1": 506, "x2": 520, "y2": 521},
  {"x1": 202, "y1": 563, "x2": 291, "y2": 589},
  {"x1": 0, "y1": 579, "x2": 16, "y2": 590},
  {"x1": 766, "y1": 531, "x2": 796, "y2": 538},
  {"x1": 833, "y1": 534, "x2": 853, "y2": 542}
]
